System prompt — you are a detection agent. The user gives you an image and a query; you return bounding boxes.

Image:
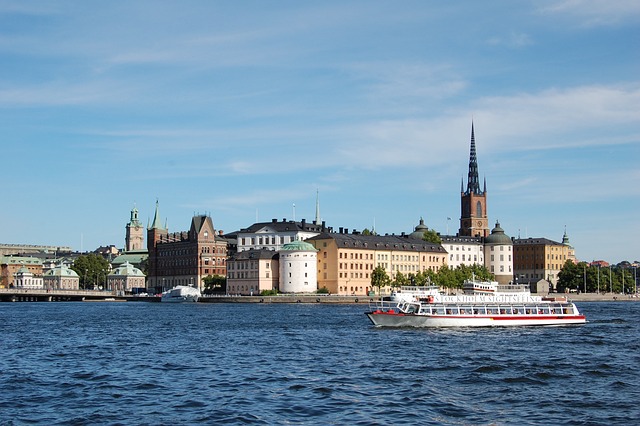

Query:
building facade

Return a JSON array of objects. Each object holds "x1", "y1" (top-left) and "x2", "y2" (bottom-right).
[
  {"x1": 513, "y1": 237, "x2": 572, "y2": 289},
  {"x1": 14, "y1": 266, "x2": 44, "y2": 289},
  {"x1": 279, "y1": 240, "x2": 318, "y2": 293},
  {"x1": 308, "y1": 231, "x2": 447, "y2": 296},
  {"x1": 235, "y1": 218, "x2": 325, "y2": 253},
  {"x1": 107, "y1": 261, "x2": 145, "y2": 294},
  {"x1": 441, "y1": 235, "x2": 485, "y2": 269},
  {"x1": 43, "y1": 263, "x2": 80, "y2": 290},
  {"x1": 0, "y1": 256, "x2": 43, "y2": 288},
  {"x1": 483, "y1": 221, "x2": 513, "y2": 284},
  {"x1": 146, "y1": 201, "x2": 227, "y2": 293},
  {"x1": 226, "y1": 249, "x2": 278, "y2": 295}
]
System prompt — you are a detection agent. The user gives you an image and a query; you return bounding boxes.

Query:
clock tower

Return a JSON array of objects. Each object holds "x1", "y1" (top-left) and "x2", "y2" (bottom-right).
[
  {"x1": 459, "y1": 123, "x2": 489, "y2": 237},
  {"x1": 125, "y1": 205, "x2": 144, "y2": 251}
]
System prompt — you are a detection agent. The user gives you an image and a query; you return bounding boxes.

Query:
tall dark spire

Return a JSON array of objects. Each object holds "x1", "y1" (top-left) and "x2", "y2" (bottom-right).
[{"x1": 466, "y1": 122, "x2": 482, "y2": 195}]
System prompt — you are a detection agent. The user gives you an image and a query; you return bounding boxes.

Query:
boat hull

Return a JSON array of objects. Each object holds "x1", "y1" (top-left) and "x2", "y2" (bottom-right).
[{"x1": 366, "y1": 312, "x2": 586, "y2": 328}]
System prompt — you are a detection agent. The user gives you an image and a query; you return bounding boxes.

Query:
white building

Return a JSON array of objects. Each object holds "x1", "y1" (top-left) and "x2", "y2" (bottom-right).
[
  {"x1": 484, "y1": 221, "x2": 513, "y2": 284},
  {"x1": 14, "y1": 266, "x2": 44, "y2": 289},
  {"x1": 235, "y1": 218, "x2": 325, "y2": 253},
  {"x1": 441, "y1": 235, "x2": 485, "y2": 269},
  {"x1": 279, "y1": 240, "x2": 318, "y2": 293}
]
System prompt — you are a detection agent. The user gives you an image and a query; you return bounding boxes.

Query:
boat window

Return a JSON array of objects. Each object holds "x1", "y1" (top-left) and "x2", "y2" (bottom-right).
[
  {"x1": 434, "y1": 306, "x2": 446, "y2": 315},
  {"x1": 486, "y1": 306, "x2": 499, "y2": 315},
  {"x1": 499, "y1": 306, "x2": 511, "y2": 315}
]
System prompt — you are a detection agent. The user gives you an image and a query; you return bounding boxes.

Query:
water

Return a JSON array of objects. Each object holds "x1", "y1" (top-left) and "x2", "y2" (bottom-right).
[{"x1": 0, "y1": 301, "x2": 639, "y2": 425}]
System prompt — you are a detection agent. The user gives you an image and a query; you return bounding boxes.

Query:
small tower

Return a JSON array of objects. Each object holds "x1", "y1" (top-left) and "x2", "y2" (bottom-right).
[
  {"x1": 459, "y1": 122, "x2": 489, "y2": 237},
  {"x1": 125, "y1": 204, "x2": 144, "y2": 251}
]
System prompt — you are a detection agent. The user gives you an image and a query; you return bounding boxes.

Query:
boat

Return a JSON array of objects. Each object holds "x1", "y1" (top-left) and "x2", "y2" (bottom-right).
[
  {"x1": 366, "y1": 279, "x2": 586, "y2": 327},
  {"x1": 161, "y1": 286, "x2": 201, "y2": 303},
  {"x1": 390, "y1": 285, "x2": 440, "y2": 303}
]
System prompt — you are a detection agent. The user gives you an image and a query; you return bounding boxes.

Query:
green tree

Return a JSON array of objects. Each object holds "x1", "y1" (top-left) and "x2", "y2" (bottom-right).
[
  {"x1": 370, "y1": 266, "x2": 390, "y2": 295},
  {"x1": 202, "y1": 274, "x2": 226, "y2": 294},
  {"x1": 422, "y1": 229, "x2": 442, "y2": 244},
  {"x1": 361, "y1": 228, "x2": 372, "y2": 236},
  {"x1": 72, "y1": 254, "x2": 110, "y2": 289},
  {"x1": 392, "y1": 271, "x2": 410, "y2": 287}
]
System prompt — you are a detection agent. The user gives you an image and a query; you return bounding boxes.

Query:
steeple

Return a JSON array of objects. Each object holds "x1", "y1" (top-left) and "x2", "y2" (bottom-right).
[
  {"x1": 150, "y1": 199, "x2": 163, "y2": 230},
  {"x1": 466, "y1": 122, "x2": 482, "y2": 195},
  {"x1": 314, "y1": 189, "x2": 321, "y2": 225}
]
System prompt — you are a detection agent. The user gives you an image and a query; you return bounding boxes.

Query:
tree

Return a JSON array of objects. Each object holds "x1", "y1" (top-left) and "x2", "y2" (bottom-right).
[
  {"x1": 392, "y1": 271, "x2": 409, "y2": 287},
  {"x1": 72, "y1": 254, "x2": 110, "y2": 289},
  {"x1": 361, "y1": 228, "x2": 372, "y2": 236},
  {"x1": 202, "y1": 274, "x2": 226, "y2": 294},
  {"x1": 422, "y1": 229, "x2": 442, "y2": 244},
  {"x1": 370, "y1": 266, "x2": 390, "y2": 295}
]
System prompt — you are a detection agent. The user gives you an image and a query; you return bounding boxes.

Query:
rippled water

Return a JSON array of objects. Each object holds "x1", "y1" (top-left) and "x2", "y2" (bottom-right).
[{"x1": 1, "y1": 301, "x2": 639, "y2": 425}]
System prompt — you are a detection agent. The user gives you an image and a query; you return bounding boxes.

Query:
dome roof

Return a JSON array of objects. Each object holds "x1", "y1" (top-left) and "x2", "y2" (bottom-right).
[
  {"x1": 45, "y1": 265, "x2": 79, "y2": 278},
  {"x1": 280, "y1": 240, "x2": 317, "y2": 252},
  {"x1": 409, "y1": 217, "x2": 429, "y2": 239},
  {"x1": 109, "y1": 261, "x2": 145, "y2": 277},
  {"x1": 485, "y1": 221, "x2": 512, "y2": 245}
]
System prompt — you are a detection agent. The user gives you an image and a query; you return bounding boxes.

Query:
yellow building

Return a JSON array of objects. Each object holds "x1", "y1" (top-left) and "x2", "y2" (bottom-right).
[
  {"x1": 513, "y1": 237, "x2": 572, "y2": 289},
  {"x1": 307, "y1": 232, "x2": 447, "y2": 296}
]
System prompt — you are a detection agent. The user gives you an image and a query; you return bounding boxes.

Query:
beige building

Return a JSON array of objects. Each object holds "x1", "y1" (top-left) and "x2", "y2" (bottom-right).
[
  {"x1": 513, "y1": 237, "x2": 572, "y2": 289},
  {"x1": 107, "y1": 261, "x2": 145, "y2": 294},
  {"x1": 227, "y1": 249, "x2": 278, "y2": 295},
  {"x1": 307, "y1": 231, "x2": 447, "y2": 296},
  {"x1": 43, "y1": 264, "x2": 80, "y2": 290}
]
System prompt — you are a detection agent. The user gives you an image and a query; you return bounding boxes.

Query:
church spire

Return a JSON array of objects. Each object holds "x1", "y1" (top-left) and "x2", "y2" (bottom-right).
[
  {"x1": 150, "y1": 199, "x2": 163, "y2": 230},
  {"x1": 314, "y1": 189, "x2": 321, "y2": 225},
  {"x1": 466, "y1": 122, "x2": 482, "y2": 195}
]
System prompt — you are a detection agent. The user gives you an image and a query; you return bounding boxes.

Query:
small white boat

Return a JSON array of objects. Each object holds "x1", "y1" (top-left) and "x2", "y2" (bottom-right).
[
  {"x1": 161, "y1": 286, "x2": 201, "y2": 303},
  {"x1": 390, "y1": 285, "x2": 440, "y2": 303},
  {"x1": 367, "y1": 279, "x2": 586, "y2": 328}
]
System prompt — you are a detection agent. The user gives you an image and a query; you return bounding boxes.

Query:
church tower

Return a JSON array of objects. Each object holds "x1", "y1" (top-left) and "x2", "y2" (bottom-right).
[
  {"x1": 125, "y1": 204, "x2": 144, "y2": 251},
  {"x1": 459, "y1": 123, "x2": 489, "y2": 237}
]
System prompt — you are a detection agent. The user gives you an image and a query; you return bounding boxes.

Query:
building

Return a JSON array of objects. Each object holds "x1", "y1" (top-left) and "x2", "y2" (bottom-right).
[
  {"x1": 234, "y1": 218, "x2": 325, "y2": 253},
  {"x1": 43, "y1": 263, "x2": 80, "y2": 290},
  {"x1": 441, "y1": 235, "x2": 485, "y2": 269},
  {"x1": 459, "y1": 123, "x2": 489, "y2": 238},
  {"x1": 125, "y1": 205, "x2": 145, "y2": 251},
  {"x1": 0, "y1": 256, "x2": 43, "y2": 288},
  {"x1": 513, "y1": 237, "x2": 572, "y2": 289},
  {"x1": 0, "y1": 244, "x2": 72, "y2": 257},
  {"x1": 226, "y1": 249, "x2": 279, "y2": 295},
  {"x1": 14, "y1": 266, "x2": 44, "y2": 289},
  {"x1": 307, "y1": 231, "x2": 447, "y2": 296},
  {"x1": 107, "y1": 261, "x2": 145, "y2": 294},
  {"x1": 146, "y1": 201, "x2": 228, "y2": 293},
  {"x1": 279, "y1": 240, "x2": 318, "y2": 293},
  {"x1": 483, "y1": 221, "x2": 513, "y2": 284}
]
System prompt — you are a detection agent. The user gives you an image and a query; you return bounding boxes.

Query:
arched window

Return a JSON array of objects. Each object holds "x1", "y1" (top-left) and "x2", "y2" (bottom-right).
[{"x1": 476, "y1": 201, "x2": 482, "y2": 217}]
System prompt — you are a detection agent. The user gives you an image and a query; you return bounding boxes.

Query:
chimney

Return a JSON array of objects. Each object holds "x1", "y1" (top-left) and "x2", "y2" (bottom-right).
[{"x1": 272, "y1": 218, "x2": 277, "y2": 223}]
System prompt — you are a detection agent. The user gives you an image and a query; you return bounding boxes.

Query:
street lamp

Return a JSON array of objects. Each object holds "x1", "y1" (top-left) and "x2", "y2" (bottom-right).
[
  {"x1": 583, "y1": 264, "x2": 586, "y2": 294},
  {"x1": 597, "y1": 265, "x2": 600, "y2": 294}
]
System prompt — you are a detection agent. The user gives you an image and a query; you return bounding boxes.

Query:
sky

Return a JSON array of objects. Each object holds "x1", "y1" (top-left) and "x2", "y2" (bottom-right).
[{"x1": 1, "y1": 1, "x2": 638, "y2": 264}]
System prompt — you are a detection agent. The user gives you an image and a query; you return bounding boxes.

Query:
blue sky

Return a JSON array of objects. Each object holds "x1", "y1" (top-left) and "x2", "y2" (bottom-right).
[{"x1": 1, "y1": 1, "x2": 638, "y2": 263}]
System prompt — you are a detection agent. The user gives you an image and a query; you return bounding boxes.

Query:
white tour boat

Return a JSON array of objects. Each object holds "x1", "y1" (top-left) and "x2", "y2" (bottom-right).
[
  {"x1": 390, "y1": 285, "x2": 441, "y2": 303},
  {"x1": 367, "y1": 279, "x2": 586, "y2": 327},
  {"x1": 161, "y1": 285, "x2": 201, "y2": 303}
]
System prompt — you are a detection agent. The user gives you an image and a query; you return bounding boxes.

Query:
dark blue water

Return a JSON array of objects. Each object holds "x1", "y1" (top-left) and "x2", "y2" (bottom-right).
[{"x1": 1, "y1": 301, "x2": 638, "y2": 425}]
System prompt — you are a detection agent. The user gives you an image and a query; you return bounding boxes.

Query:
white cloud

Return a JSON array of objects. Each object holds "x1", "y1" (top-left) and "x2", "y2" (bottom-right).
[{"x1": 537, "y1": 0, "x2": 640, "y2": 27}]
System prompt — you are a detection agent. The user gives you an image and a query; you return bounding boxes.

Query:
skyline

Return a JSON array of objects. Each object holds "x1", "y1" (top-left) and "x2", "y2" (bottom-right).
[{"x1": 1, "y1": 1, "x2": 638, "y2": 263}]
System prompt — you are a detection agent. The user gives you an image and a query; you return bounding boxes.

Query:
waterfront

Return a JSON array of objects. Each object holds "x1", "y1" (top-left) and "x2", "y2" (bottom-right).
[{"x1": 1, "y1": 302, "x2": 639, "y2": 425}]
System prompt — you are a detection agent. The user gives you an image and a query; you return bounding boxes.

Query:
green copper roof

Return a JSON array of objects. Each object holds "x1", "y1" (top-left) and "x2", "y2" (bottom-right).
[
  {"x1": 280, "y1": 240, "x2": 317, "y2": 252},
  {"x1": 45, "y1": 265, "x2": 79, "y2": 278},
  {"x1": 109, "y1": 261, "x2": 145, "y2": 277}
]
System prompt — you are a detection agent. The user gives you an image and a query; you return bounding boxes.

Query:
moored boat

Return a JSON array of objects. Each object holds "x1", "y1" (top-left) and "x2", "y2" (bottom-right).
[
  {"x1": 161, "y1": 285, "x2": 201, "y2": 303},
  {"x1": 367, "y1": 279, "x2": 586, "y2": 327}
]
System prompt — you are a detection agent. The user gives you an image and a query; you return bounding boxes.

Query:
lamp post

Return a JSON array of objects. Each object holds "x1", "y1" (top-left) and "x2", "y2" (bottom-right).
[
  {"x1": 609, "y1": 265, "x2": 612, "y2": 293},
  {"x1": 597, "y1": 265, "x2": 600, "y2": 294},
  {"x1": 583, "y1": 264, "x2": 587, "y2": 293}
]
